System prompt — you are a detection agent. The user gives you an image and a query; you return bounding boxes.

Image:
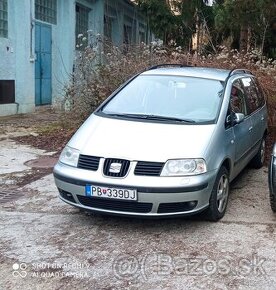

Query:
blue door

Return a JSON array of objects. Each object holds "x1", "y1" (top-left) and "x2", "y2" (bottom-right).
[{"x1": 35, "y1": 22, "x2": 52, "y2": 105}]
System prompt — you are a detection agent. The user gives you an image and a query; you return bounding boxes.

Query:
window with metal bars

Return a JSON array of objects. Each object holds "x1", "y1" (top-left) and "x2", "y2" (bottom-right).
[
  {"x1": 75, "y1": 3, "x2": 90, "y2": 49},
  {"x1": 104, "y1": 15, "x2": 112, "y2": 41},
  {"x1": 0, "y1": 0, "x2": 8, "y2": 38},
  {"x1": 139, "y1": 23, "x2": 146, "y2": 43},
  {"x1": 35, "y1": 0, "x2": 57, "y2": 24},
  {"x1": 104, "y1": 15, "x2": 113, "y2": 52}
]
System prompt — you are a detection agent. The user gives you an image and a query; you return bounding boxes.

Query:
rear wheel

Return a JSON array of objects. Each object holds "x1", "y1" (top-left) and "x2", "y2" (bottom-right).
[
  {"x1": 251, "y1": 137, "x2": 266, "y2": 169},
  {"x1": 206, "y1": 166, "x2": 230, "y2": 222},
  {"x1": 270, "y1": 192, "x2": 276, "y2": 212},
  {"x1": 269, "y1": 160, "x2": 276, "y2": 212}
]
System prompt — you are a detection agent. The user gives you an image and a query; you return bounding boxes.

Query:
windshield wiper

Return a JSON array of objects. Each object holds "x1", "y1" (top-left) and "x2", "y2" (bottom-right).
[
  {"x1": 104, "y1": 113, "x2": 195, "y2": 123},
  {"x1": 143, "y1": 115, "x2": 195, "y2": 123},
  {"x1": 105, "y1": 113, "x2": 148, "y2": 119}
]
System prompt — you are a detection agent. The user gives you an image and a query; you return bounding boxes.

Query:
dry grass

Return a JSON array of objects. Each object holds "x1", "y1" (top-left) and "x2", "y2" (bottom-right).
[{"x1": 61, "y1": 44, "x2": 276, "y2": 127}]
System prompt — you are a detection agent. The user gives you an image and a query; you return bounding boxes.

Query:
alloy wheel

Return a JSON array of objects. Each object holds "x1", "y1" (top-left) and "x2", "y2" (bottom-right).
[{"x1": 216, "y1": 174, "x2": 229, "y2": 213}]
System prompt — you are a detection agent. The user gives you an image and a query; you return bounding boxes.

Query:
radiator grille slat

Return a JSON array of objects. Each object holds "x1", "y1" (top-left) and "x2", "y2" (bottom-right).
[
  {"x1": 77, "y1": 155, "x2": 164, "y2": 177},
  {"x1": 134, "y1": 161, "x2": 164, "y2": 176},
  {"x1": 77, "y1": 155, "x2": 100, "y2": 171}
]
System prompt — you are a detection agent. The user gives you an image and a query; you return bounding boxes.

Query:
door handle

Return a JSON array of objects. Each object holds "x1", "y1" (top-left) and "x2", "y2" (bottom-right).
[
  {"x1": 261, "y1": 116, "x2": 264, "y2": 121},
  {"x1": 249, "y1": 126, "x2": 253, "y2": 132}
]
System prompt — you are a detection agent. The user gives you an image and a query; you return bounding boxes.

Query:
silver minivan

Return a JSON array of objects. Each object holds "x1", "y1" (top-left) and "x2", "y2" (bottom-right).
[{"x1": 54, "y1": 65, "x2": 268, "y2": 221}]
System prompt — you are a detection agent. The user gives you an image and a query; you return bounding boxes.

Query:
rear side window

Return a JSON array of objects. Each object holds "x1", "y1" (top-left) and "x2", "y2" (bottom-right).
[
  {"x1": 241, "y1": 77, "x2": 260, "y2": 114},
  {"x1": 230, "y1": 79, "x2": 247, "y2": 115},
  {"x1": 225, "y1": 79, "x2": 247, "y2": 129},
  {"x1": 252, "y1": 78, "x2": 265, "y2": 107}
]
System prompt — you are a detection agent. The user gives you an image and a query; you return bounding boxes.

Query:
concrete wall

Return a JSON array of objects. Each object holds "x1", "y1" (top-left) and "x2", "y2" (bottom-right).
[
  {"x1": 0, "y1": 0, "x2": 16, "y2": 116},
  {"x1": 0, "y1": 0, "x2": 149, "y2": 116},
  {"x1": 104, "y1": 0, "x2": 149, "y2": 47},
  {"x1": 14, "y1": 0, "x2": 35, "y2": 114},
  {"x1": 50, "y1": 0, "x2": 104, "y2": 106},
  {"x1": 0, "y1": 0, "x2": 35, "y2": 115},
  {"x1": 51, "y1": 0, "x2": 75, "y2": 105}
]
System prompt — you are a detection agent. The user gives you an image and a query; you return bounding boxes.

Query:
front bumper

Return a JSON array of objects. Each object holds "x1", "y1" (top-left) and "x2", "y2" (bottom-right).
[{"x1": 53, "y1": 162, "x2": 217, "y2": 217}]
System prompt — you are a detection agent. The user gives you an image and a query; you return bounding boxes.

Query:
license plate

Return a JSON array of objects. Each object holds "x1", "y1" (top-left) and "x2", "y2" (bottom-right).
[{"x1": 85, "y1": 185, "x2": 137, "y2": 201}]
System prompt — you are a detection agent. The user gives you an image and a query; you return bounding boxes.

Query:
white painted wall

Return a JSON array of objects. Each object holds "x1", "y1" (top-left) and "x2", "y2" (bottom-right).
[
  {"x1": 0, "y1": 0, "x2": 35, "y2": 115},
  {"x1": 0, "y1": 0, "x2": 149, "y2": 116},
  {"x1": 51, "y1": 0, "x2": 76, "y2": 106},
  {"x1": 14, "y1": 0, "x2": 35, "y2": 114}
]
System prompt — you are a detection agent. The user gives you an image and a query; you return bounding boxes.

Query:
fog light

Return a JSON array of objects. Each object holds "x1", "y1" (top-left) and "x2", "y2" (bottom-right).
[{"x1": 188, "y1": 201, "x2": 197, "y2": 208}]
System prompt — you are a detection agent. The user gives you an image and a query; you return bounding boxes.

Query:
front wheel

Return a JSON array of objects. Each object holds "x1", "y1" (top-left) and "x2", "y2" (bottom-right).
[{"x1": 206, "y1": 166, "x2": 230, "y2": 222}]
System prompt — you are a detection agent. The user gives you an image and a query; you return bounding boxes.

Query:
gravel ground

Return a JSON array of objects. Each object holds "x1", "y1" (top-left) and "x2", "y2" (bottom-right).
[{"x1": 0, "y1": 108, "x2": 276, "y2": 290}]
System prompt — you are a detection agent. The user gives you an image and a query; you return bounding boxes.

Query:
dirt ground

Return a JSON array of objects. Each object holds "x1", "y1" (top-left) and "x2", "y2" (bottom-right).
[{"x1": 0, "y1": 107, "x2": 276, "y2": 290}]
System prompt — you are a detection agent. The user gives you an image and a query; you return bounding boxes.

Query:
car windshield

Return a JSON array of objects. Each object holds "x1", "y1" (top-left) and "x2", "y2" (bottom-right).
[{"x1": 102, "y1": 75, "x2": 224, "y2": 123}]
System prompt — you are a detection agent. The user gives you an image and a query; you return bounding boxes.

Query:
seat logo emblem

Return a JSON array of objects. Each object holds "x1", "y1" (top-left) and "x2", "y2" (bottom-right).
[{"x1": 109, "y1": 163, "x2": 122, "y2": 173}]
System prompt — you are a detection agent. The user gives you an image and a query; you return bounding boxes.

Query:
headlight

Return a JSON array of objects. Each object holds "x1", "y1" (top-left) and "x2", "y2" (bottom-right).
[
  {"x1": 161, "y1": 159, "x2": 207, "y2": 176},
  {"x1": 59, "y1": 146, "x2": 80, "y2": 167}
]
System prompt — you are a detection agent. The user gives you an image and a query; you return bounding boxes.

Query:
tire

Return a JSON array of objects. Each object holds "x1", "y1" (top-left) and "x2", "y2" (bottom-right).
[
  {"x1": 269, "y1": 158, "x2": 276, "y2": 212},
  {"x1": 270, "y1": 192, "x2": 276, "y2": 212},
  {"x1": 206, "y1": 166, "x2": 230, "y2": 222},
  {"x1": 250, "y1": 137, "x2": 266, "y2": 169}
]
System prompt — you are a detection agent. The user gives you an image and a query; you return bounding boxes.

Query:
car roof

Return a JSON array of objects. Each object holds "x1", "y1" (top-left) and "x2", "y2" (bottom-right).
[{"x1": 141, "y1": 67, "x2": 231, "y2": 81}]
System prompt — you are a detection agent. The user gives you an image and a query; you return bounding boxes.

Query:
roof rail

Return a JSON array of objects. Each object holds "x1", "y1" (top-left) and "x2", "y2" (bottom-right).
[
  {"x1": 229, "y1": 68, "x2": 253, "y2": 76},
  {"x1": 148, "y1": 63, "x2": 193, "y2": 70}
]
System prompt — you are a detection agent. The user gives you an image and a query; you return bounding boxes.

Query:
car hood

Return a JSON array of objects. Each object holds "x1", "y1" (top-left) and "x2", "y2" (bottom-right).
[{"x1": 68, "y1": 114, "x2": 216, "y2": 162}]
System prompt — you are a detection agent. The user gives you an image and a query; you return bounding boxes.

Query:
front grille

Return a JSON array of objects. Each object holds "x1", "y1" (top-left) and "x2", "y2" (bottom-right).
[
  {"x1": 59, "y1": 189, "x2": 76, "y2": 203},
  {"x1": 103, "y1": 158, "x2": 130, "y2": 177},
  {"x1": 78, "y1": 155, "x2": 100, "y2": 171},
  {"x1": 77, "y1": 195, "x2": 152, "y2": 213},
  {"x1": 134, "y1": 161, "x2": 164, "y2": 176},
  {"x1": 158, "y1": 201, "x2": 197, "y2": 213}
]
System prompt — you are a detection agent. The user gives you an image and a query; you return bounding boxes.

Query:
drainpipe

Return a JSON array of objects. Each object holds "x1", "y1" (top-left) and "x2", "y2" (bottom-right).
[
  {"x1": 29, "y1": 0, "x2": 35, "y2": 62},
  {"x1": 15, "y1": 102, "x2": 19, "y2": 114}
]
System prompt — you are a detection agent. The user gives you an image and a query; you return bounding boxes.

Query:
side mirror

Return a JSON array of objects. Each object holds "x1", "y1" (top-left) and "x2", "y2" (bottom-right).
[
  {"x1": 234, "y1": 113, "x2": 245, "y2": 124},
  {"x1": 226, "y1": 115, "x2": 232, "y2": 125}
]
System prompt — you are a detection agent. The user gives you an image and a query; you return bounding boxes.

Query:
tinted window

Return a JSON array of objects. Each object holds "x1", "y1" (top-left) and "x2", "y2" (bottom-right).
[
  {"x1": 102, "y1": 75, "x2": 224, "y2": 123},
  {"x1": 241, "y1": 77, "x2": 260, "y2": 113},
  {"x1": 230, "y1": 79, "x2": 247, "y2": 115},
  {"x1": 252, "y1": 78, "x2": 265, "y2": 107}
]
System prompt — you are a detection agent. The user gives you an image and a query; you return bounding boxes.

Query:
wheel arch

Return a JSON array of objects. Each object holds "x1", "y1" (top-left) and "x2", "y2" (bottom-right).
[{"x1": 220, "y1": 158, "x2": 232, "y2": 176}]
